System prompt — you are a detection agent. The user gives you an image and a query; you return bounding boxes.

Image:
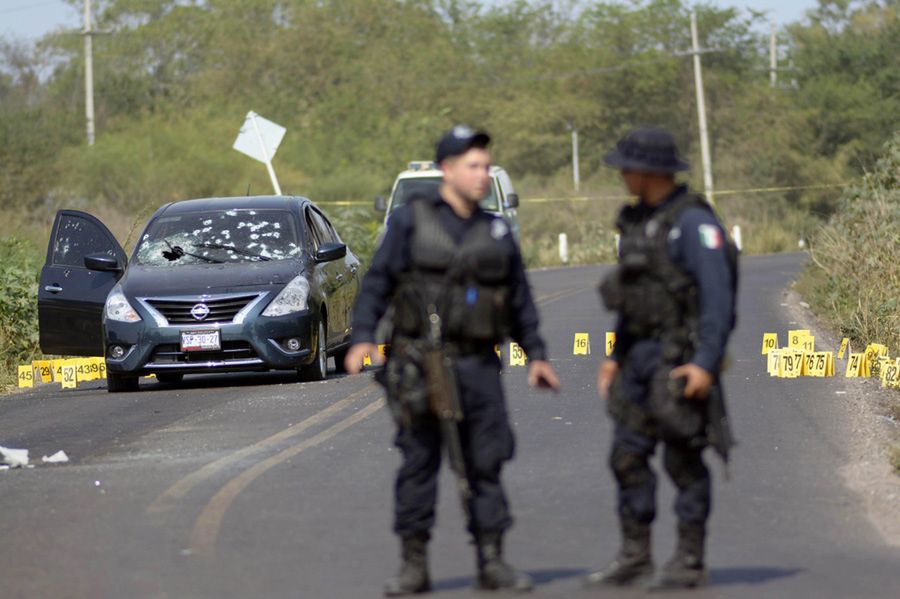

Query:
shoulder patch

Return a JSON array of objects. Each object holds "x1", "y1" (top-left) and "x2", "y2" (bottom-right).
[
  {"x1": 490, "y1": 218, "x2": 509, "y2": 240},
  {"x1": 698, "y1": 223, "x2": 723, "y2": 250}
]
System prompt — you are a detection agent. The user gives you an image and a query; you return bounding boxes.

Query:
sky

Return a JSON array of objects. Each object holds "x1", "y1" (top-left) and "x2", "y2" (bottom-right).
[{"x1": 0, "y1": 0, "x2": 820, "y2": 41}]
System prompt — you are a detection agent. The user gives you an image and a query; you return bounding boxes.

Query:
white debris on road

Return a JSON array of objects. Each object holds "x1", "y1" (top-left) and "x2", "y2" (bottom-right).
[
  {"x1": 42, "y1": 451, "x2": 69, "y2": 464},
  {"x1": 0, "y1": 446, "x2": 29, "y2": 468}
]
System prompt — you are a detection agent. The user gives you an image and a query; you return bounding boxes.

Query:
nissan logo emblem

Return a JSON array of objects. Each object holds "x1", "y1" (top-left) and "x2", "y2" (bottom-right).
[{"x1": 191, "y1": 303, "x2": 210, "y2": 320}]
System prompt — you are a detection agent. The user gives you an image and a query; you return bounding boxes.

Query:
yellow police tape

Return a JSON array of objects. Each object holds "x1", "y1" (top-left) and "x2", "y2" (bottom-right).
[{"x1": 315, "y1": 183, "x2": 849, "y2": 206}]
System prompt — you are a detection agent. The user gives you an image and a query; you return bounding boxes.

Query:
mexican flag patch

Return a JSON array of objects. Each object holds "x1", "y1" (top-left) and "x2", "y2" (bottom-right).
[{"x1": 698, "y1": 224, "x2": 723, "y2": 249}]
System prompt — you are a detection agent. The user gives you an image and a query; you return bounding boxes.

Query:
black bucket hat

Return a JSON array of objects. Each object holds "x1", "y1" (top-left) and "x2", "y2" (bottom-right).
[{"x1": 603, "y1": 126, "x2": 690, "y2": 173}]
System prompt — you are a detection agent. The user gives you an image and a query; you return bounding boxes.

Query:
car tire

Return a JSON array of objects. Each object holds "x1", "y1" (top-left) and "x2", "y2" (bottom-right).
[
  {"x1": 298, "y1": 320, "x2": 327, "y2": 382},
  {"x1": 156, "y1": 373, "x2": 184, "y2": 385},
  {"x1": 332, "y1": 346, "x2": 349, "y2": 373},
  {"x1": 107, "y1": 372, "x2": 140, "y2": 393}
]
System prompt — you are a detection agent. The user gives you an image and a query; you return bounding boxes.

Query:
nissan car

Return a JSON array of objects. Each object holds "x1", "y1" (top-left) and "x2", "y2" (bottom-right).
[{"x1": 38, "y1": 196, "x2": 360, "y2": 392}]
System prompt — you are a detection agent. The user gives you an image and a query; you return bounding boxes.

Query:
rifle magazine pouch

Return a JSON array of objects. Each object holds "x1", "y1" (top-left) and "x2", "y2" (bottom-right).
[
  {"x1": 382, "y1": 355, "x2": 430, "y2": 425},
  {"x1": 649, "y1": 366, "x2": 705, "y2": 442}
]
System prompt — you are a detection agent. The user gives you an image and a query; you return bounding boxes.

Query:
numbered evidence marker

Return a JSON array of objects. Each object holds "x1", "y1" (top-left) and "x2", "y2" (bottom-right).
[
  {"x1": 33, "y1": 359, "x2": 53, "y2": 383},
  {"x1": 778, "y1": 349, "x2": 805, "y2": 378},
  {"x1": 802, "y1": 351, "x2": 834, "y2": 377},
  {"x1": 60, "y1": 363, "x2": 78, "y2": 389},
  {"x1": 76, "y1": 358, "x2": 97, "y2": 382},
  {"x1": 605, "y1": 332, "x2": 616, "y2": 357},
  {"x1": 767, "y1": 349, "x2": 781, "y2": 377},
  {"x1": 863, "y1": 343, "x2": 889, "y2": 378},
  {"x1": 845, "y1": 353, "x2": 864, "y2": 378},
  {"x1": 788, "y1": 329, "x2": 811, "y2": 349},
  {"x1": 509, "y1": 342, "x2": 527, "y2": 367},
  {"x1": 837, "y1": 337, "x2": 850, "y2": 360},
  {"x1": 761, "y1": 333, "x2": 778, "y2": 355},
  {"x1": 573, "y1": 333, "x2": 591, "y2": 355},
  {"x1": 17, "y1": 365, "x2": 34, "y2": 388},
  {"x1": 880, "y1": 358, "x2": 900, "y2": 389}
]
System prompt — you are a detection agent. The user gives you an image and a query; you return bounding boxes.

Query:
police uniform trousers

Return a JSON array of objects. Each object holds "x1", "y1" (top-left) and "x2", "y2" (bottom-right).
[
  {"x1": 608, "y1": 340, "x2": 711, "y2": 526},
  {"x1": 392, "y1": 352, "x2": 515, "y2": 538}
]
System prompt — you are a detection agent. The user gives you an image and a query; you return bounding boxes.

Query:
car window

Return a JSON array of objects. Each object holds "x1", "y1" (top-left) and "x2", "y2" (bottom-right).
[
  {"x1": 313, "y1": 209, "x2": 341, "y2": 243},
  {"x1": 389, "y1": 176, "x2": 499, "y2": 213},
  {"x1": 307, "y1": 209, "x2": 337, "y2": 247},
  {"x1": 133, "y1": 209, "x2": 302, "y2": 266},
  {"x1": 52, "y1": 214, "x2": 119, "y2": 267}
]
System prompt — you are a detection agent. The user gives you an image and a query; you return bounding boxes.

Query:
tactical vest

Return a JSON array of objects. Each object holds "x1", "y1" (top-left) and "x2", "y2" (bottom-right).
[
  {"x1": 391, "y1": 199, "x2": 512, "y2": 345},
  {"x1": 599, "y1": 191, "x2": 738, "y2": 364}
]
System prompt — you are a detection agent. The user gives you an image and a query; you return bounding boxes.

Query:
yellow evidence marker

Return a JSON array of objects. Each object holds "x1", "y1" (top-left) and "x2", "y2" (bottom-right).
[
  {"x1": 17, "y1": 365, "x2": 34, "y2": 388},
  {"x1": 802, "y1": 352, "x2": 833, "y2": 377},
  {"x1": 761, "y1": 333, "x2": 778, "y2": 355},
  {"x1": 573, "y1": 333, "x2": 591, "y2": 355},
  {"x1": 363, "y1": 353, "x2": 372, "y2": 367},
  {"x1": 377, "y1": 344, "x2": 390, "y2": 359},
  {"x1": 767, "y1": 349, "x2": 781, "y2": 377},
  {"x1": 605, "y1": 332, "x2": 616, "y2": 357},
  {"x1": 788, "y1": 329, "x2": 811, "y2": 349},
  {"x1": 509, "y1": 342, "x2": 527, "y2": 367},
  {"x1": 33, "y1": 360, "x2": 53, "y2": 383},
  {"x1": 880, "y1": 359, "x2": 900, "y2": 388},
  {"x1": 837, "y1": 338, "x2": 849, "y2": 360},
  {"x1": 60, "y1": 363, "x2": 78, "y2": 389},
  {"x1": 863, "y1": 344, "x2": 889, "y2": 378},
  {"x1": 778, "y1": 349, "x2": 804, "y2": 378},
  {"x1": 845, "y1": 353, "x2": 864, "y2": 378}
]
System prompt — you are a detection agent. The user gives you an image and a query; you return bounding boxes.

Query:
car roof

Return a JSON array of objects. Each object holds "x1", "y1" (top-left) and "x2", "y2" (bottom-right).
[
  {"x1": 396, "y1": 165, "x2": 505, "y2": 180},
  {"x1": 159, "y1": 195, "x2": 312, "y2": 215}
]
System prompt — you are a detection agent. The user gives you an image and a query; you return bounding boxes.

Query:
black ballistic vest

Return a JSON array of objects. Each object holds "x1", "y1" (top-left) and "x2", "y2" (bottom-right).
[
  {"x1": 600, "y1": 191, "x2": 737, "y2": 364},
  {"x1": 392, "y1": 199, "x2": 512, "y2": 344}
]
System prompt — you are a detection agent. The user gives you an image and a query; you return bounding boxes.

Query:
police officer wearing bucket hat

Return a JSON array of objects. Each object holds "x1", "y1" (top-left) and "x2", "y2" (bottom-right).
[
  {"x1": 587, "y1": 126, "x2": 738, "y2": 590},
  {"x1": 345, "y1": 125, "x2": 560, "y2": 596}
]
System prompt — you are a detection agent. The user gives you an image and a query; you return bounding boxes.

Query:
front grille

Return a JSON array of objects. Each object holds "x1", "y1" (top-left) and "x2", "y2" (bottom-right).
[
  {"x1": 146, "y1": 294, "x2": 258, "y2": 325},
  {"x1": 150, "y1": 341, "x2": 259, "y2": 364}
]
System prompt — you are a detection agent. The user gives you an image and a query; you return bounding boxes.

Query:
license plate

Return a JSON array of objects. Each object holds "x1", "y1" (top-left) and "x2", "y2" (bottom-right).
[{"x1": 181, "y1": 330, "x2": 221, "y2": 352}]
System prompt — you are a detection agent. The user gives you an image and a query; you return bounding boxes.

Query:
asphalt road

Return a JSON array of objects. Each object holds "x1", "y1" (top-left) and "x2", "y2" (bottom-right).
[{"x1": 1, "y1": 253, "x2": 897, "y2": 598}]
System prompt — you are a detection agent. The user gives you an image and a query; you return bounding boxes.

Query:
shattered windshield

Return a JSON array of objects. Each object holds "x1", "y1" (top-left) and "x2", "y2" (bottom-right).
[
  {"x1": 134, "y1": 209, "x2": 302, "y2": 267},
  {"x1": 390, "y1": 177, "x2": 500, "y2": 213}
]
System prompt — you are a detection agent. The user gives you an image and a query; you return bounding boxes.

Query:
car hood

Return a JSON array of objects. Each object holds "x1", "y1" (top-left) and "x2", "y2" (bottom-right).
[{"x1": 120, "y1": 260, "x2": 305, "y2": 298}]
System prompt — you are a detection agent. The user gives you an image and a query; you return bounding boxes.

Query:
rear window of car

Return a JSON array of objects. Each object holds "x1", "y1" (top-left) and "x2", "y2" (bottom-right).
[
  {"x1": 390, "y1": 176, "x2": 499, "y2": 213},
  {"x1": 134, "y1": 209, "x2": 302, "y2": 266}
]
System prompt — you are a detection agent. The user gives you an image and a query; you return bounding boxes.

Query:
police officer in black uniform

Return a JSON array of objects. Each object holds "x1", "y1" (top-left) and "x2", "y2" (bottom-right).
[
  {"x1": 345, "y1": 126, "x2": 560, "y2": 596},
  {"x1": 586, "y1": 127, "x2": 737, "y2": 590}
]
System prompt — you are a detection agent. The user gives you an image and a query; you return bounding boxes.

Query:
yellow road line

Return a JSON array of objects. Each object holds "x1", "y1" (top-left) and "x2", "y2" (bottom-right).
[
  {"x1": 189, "y1": 397, "x2": 386, "y2": 558},
  {"x1": 147, "y1": 382, "x2": 377, "y2": 514}
]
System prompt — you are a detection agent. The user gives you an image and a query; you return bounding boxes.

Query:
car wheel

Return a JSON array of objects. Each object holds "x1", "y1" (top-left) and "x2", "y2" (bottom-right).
[
  {"x1": 298, "y1": 320, "x2": 327, "y2": 382},
  {"x1": 156, "y1": 373, "x2": 184, "y2": 385},
  {"x1": 107, "y1": 372, "x2": 140, "y2": 393},
  {"x1": 332, "y1": 346, "x2": 349, "y2": 374}
]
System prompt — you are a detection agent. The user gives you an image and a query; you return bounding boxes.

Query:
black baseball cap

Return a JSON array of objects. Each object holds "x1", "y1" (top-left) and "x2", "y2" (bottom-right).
[{"x1": 435, "y1": 125, "x2": 491, "y2": 163}]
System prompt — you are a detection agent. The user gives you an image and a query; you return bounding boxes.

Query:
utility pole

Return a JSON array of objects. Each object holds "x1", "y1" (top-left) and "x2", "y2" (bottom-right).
[
  {"x1": 571, "y1": 127, "x2": 580, "y2": 193},
  {"x1": 690, "y1": 11, "x2": 715, "y2": 208},
  {"x1": 770, "y1": 19, "x2": 777, "y2": 88},
  {"x1": 83, "y1": 0, "x2": 95, "y2": 146}
]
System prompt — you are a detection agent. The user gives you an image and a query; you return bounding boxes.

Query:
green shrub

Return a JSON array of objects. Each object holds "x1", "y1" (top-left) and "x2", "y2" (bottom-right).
[
  {"x1": 0, "y1": 238, "x2": 42, "y2": 388},
  {"x1": 803, "y1": 131, "x2": 900, "y2": 352}
]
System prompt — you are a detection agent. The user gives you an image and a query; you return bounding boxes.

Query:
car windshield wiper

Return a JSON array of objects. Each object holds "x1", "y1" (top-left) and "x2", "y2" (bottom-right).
[
  {"x1": 193, "y1": 242, "x2": 272, "y2": 261},
  {"x1": 162, "y1": 239, "x2": 224, "y2": 264}
]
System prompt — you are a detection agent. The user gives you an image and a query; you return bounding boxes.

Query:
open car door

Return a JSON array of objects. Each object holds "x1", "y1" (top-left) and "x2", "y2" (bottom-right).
[{"x1": 38, "y1": 210, "x2": 127, "y2": 356}]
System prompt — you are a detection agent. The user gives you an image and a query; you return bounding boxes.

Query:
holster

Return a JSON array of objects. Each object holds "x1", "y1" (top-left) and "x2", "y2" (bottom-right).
[{"x1": 375, "y1": 338, "x2": 430, "y2": 427}]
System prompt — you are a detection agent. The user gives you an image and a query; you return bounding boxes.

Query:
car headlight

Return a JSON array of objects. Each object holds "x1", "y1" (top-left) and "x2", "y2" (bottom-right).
[
  {"x1": 262, "y1": 275, "x2": 310, "y2": 317},
  {"x1": 105, "y1": 287, "x2": 141, "y2": 322}
]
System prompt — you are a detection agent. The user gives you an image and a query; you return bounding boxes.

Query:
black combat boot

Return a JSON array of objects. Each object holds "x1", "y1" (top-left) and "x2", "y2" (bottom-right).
[
  {"x1": 384, "y1": 532, "x2": 431, "y2": 596},
  {"x1": 647, "y1": 522, "x2": 708, "y2": 590},
  {"x1": 475, "y1": 532, "x2": 534, "y2": 592},
  {"x1": 584, "y1": 519, "x2": 653, "y2": 587}
]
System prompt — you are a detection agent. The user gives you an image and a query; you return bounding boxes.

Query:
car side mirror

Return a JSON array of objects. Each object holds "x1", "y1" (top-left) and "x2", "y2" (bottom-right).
[
  {"x1": 316, "y1": 242, "x2": 347, "y2": 263},
  {"x1": 374, "y1": 196, "x2": 387, "y2": 211},
  {"x1": 84, "y1": 254, "x2": 124, "y2": 272},
  {"x1": 506, "y1": 193, "x2": 519, "y2": 208}
]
